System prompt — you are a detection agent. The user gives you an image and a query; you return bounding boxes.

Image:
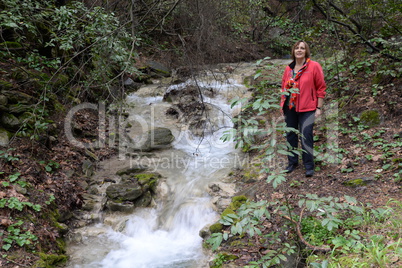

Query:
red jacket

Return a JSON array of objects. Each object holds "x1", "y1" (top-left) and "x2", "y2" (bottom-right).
[{"x1": 281, "y1": 60, "x2": 326, "y2": 112}]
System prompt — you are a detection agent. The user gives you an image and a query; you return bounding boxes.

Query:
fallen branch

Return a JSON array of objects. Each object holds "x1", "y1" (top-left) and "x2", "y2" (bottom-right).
[{"x1": 281, "y1": 207, "x2": 332, "y2": 253}]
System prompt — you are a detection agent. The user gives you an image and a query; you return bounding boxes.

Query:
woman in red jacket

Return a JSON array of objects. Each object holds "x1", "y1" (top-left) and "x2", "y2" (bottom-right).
[{"x1": 281, "y1": 41, "x2": 326, "y2": 177}]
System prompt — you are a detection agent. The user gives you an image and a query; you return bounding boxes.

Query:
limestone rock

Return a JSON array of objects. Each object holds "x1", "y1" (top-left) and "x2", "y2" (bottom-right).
[
  {"x1": 137, "y1": 127, "x2": 175, "y2": 151},
  {"x1": 106, "y1": 200, "x2": 135, "y2": 213},
  {"x1": 116, "y1": 165, "x2": 147, "y2": 176},
  {"x1": 106, "y1": 182, "x2": 143, "y2": 202}
]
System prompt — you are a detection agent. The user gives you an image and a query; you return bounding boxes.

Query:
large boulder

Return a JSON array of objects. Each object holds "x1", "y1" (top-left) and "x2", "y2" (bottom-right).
[{"x1": 105, "y1": 172, "x2": 161, "y2": 212}]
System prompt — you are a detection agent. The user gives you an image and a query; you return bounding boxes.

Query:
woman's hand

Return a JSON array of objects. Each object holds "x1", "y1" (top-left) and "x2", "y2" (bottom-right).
[{"x1": 315, "y1": 108, "x2": 323, "y2": 117}]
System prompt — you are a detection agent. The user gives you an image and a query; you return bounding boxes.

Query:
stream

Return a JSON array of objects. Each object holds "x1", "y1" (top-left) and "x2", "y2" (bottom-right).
[{"x1": 65, "y1": 62, "x2": 263, "y2": 268}]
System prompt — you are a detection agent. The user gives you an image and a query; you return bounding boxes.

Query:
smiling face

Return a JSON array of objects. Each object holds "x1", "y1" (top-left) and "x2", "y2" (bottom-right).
[{"x1": 292, "y1": 41, "x2": 310, "y2": 61}]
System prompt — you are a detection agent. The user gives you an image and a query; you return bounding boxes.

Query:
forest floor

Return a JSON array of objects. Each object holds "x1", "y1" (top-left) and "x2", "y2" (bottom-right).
[{"x1": 210, "y1": 75, "x2": 402, "y2": 267}]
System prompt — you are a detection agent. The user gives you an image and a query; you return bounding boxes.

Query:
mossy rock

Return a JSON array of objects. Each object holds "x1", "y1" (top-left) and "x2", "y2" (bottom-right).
[
  {"x1": 134, "y1": 173, "x2": 160, "y2": 186},
  {"x1": 33, "y1": 253, "x2": 68, "y2": 268},
  {"x1": 2, "y1": 90, "x2": 37, "y2": 104},
  {"x1": 116, "y1": 165, "x2": 147, "y2": 176},
  {"x1": 359, "y1": 110, "x2": 381, "y2": 128},
  {"x1": 209, "y1": 222, "x2": 223, "y2": 233}
]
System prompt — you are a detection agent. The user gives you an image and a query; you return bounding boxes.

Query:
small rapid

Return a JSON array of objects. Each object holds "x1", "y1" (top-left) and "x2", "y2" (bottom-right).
[{"x1": 65, "y1": 62, "x2": 258, "y2": 268}]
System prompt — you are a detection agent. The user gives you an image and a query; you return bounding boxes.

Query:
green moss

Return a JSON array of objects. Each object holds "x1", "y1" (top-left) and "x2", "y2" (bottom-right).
[
  {"x1": 360, "y1": 110, "x2": 381, "y2": 128},
  {"x1": 56, "y1": 238, "x2": 66, "y2": 253},
  {"x1": 209, "y1": 222, "x2": 223, "y2": 233},
  {"x1": 342, "y1": 178, "x2": 367, "y2": 187},
  {"x1": 33, "y1": 253, "x2": 68, "y2": 268},
  {"x1": 230, "y1": 195, "x2": 248, "y2": 210},
  {"x1": 135, "y1": 173, "x2": 155, "y2": 184},
  {"x1": 221, "y1": 207, "x2": 236, "y2": 218},
  {"x1": 134, "y1": 173, "x2": 160, "y2": 191}
]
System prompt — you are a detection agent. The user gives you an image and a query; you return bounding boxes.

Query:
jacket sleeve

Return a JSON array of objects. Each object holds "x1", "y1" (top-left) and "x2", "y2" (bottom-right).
[
  {"x1": 314, "y1": 62, "x2": 326, "y2": 99},
  {"x1": 281, "y1": 67, "x2": 289, "y2": 90}
]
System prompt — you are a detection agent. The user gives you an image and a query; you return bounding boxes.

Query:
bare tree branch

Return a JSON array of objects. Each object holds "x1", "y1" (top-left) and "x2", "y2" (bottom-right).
[{"x1": 311, "y1": 0, "x2": 400, "y2": 61}]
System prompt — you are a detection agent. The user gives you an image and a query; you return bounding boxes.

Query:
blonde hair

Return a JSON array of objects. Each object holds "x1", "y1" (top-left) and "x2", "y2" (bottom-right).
[{"x1": 291, "y1": 41, "x2": 311, "y2": 61}]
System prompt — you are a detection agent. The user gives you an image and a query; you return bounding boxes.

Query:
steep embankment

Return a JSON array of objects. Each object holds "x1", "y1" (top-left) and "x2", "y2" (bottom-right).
[{"x1": 204, "y1": 58, "x2": 402, "y2": 267}]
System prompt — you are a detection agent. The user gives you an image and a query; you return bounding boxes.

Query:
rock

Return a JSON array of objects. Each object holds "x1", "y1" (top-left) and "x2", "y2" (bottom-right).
[
  {"x1": 145, "y1": 60, "x2": 171, "y2": 77},
  {"x1": 123, "y1": 78, "x2": 142, "y2": 93},
  {"x1": 1, "y1": 90, "x2": 36, "y2": 104},
  {"x1": 14, "y1": 184, "x2": 27, "y2": 195},
  {"x1": 199, "y1": 225, "x2": 211, "y2": 239},
  {"x1": 106, "y1": 182, "x2": 143, "y2": 202},
  {"x1": 82, "y1": 160, "x2": 94, "y2": 177},
  {"x1": 116, "y1": 165, "x2": 147, "y2": 176},
  {"x1": 81, "y1": 194, "x2": 98, "y2": 211},
  {"x1": 58, "y1": 209, "x2": 74, "y2": 223},
  {"x1": 133, "y1": 173, "x2": 161, "y2": 192},
  {"x1": 134, "y1": 191, "x2": 152, "y2": 207},
  {"x1": 0, "y1": 128, "x2": 10, "y2": 147},
  {"x1": 137, "y1": 127, "x2": 175, "y2": 151},
  {"x1": 209, "y1": 183, "x2": 221, "y2": 192},
  {"x1": 106, "y1": 200, "x2": 135, "y2": 213},
  {"x1": 1, "y1": 112, "x2": 20, "y2": 130}
]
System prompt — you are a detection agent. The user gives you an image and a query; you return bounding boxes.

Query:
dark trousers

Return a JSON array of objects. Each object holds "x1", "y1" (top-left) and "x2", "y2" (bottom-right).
[{"x1": 283, "y1": 106, "x2": 315, "y2": 170}]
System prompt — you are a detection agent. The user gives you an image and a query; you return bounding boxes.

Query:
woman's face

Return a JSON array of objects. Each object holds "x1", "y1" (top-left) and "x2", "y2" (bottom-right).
[{"x1": 294, "y1": 42, "x2": 306, "y2": 60}]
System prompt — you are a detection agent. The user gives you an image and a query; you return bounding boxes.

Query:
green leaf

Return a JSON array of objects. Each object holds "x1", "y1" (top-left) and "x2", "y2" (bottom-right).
[{"x1": 2, "y1": 244, "x2": 11, "y2": 251}]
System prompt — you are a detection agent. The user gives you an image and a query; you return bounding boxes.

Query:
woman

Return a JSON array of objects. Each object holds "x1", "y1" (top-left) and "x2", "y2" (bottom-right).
[{"x1": 280, "y1": 41, "x2": 326, "y2": 177}]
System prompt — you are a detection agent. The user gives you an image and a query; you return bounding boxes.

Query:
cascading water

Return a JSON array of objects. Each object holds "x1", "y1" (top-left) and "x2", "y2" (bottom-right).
[{"x1": 65, "y1": 63, "x2": 256, "y2": 268}]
